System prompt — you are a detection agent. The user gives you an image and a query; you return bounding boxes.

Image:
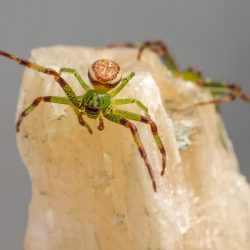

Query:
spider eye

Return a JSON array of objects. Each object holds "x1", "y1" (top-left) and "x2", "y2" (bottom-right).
[{"x1": 88, "y1": 59, "x2": 122, "y2": 89}]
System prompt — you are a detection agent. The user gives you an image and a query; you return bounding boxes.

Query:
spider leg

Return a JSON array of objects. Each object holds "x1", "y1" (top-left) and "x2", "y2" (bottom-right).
[
  {"x1": 196, "y1": 82, "x2": 250, "y2": 105},
  {"x1": 59, "y1": 67, "x2": 90, "y2": 91},
  {"x1": 137, "y1": 40, "x2": 178, "y2": 71},
  {"x1": 109, "y1": 72, "x2": 135, "y2": 97},
  {"x1": 219, "y1": 83, "x2": 250, "y2": 103},
  {"x1": 106, "y1": 109, "x2": 166, "y2": 176},
  {"x1": 0, "y1": 50, "x2": 81, "y2": 107},
  {"x1": 111, "y1": 98, "x2": 149, "y2": 116},
  {"x1": 137, "y1": 40, "x2": 167, "y2": 60},
  {"x1": 140, "y1": 40, "x2": 178, "y2": 71},
  {"x1": 17, "y1": 96, "x2": 70, "y2": 132},
  {"x1": 98, "y1": 115, "x2": 104, "y2": 130},
  {"x1": 16, "y1": 96, "x2": 93, "y2": 134},
  {"x1": 76, "y1": 111, "x2": 93, "y2": 134},
  {"x1": 104, "y1": 111, "x2": 157, "y2": 192},
  {"x1": 196, "y1": 94, "x2": 236, "y2": 106},
  {"x1": 180, "y1": 67, "x2": 204, "y2": 84},
  {"x1": 106, "y1": 42, "x2": 139, "y2": 49},
  {"x1": 106, "y1": 40, "x2": 178, "y2": 71}
]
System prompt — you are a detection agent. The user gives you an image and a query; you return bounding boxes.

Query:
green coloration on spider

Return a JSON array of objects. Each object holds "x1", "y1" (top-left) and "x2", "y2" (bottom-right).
[
  {"x1": 0, "y1": 53, "x2": 167, "y2": 192},
  {"x1": 81, "y1": 90, "x2": 111, "y2": 119},
  {"x1": 107, "y1": 40, "x2": 250, "y2": 106},
  {"x1": 59, "y1": 67, "x2": 90, "y2": 91},
  {"x1": 111, "y1": 98, "x2": 149, "y2": 116}
]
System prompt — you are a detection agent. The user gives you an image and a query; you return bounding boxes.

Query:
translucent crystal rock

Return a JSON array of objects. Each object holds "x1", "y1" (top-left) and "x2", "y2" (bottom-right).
[{"x1": 17, "y1": 47, "x2": 250, "y2": 250}]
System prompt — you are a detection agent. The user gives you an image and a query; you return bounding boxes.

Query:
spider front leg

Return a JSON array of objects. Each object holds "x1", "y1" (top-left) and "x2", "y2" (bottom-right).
[
  {"x1": 104, "y1": 111, "x2": 157, "y2": 192},
  {"x1": 111, "y1": 98, "x2": 149, "y2": 116},
  {"x1": 0, "y1": 51, "x2": 96, "y2": 132},
  {"x1": 0, "y1": 50, "x2": 81, "y2": 108},
  {"x1": 109, "y1": 72, "x2": 135, "y2": 97},
  {"x1": 16, "y1": 95, "x2": 93, "y2": 134},
  {"x1": 16, "y1": 96, "x2": 70, "y2": 132},
  {"x1": 59, "y1": 67, "x2": 90, "y2": 91},
  {"x1": 106, "y1": 109, "x2": 166, "y2": 176}
]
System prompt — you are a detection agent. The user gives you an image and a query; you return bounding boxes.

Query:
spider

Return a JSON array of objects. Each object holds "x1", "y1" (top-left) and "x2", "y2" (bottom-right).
[
  {"x1": 107, "y1": 40, "x2": 250, "y2": 105},
  {"x1": 0, "y1": 50, "x2": 167, "y2": 192}
]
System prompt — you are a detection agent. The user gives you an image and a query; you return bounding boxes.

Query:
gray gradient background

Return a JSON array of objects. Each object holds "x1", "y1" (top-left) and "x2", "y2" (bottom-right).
[{"x1": 0, "y1": 0, "x2": 249, "y2": 249}]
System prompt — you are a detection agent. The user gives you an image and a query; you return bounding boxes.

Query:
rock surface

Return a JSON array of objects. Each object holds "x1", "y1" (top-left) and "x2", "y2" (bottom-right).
[{"x1": 17, "y1": 47, "x2": 250, "y2": 250}]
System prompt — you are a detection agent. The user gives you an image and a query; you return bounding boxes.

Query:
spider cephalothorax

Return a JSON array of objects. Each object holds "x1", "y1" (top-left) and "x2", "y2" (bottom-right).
[
  {"x1": 81, "y1": 90, "x2": 111, "y2": 119},
  {"x1": 0, "y1": 50, "x2": 167, "y2": 192}
]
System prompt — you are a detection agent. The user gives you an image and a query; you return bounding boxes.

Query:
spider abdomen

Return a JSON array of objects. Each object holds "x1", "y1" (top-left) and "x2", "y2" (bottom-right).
[
  {"x1": 82, "y1": 90, "x2": 111, "y2": 118},
  {"x1": 88, "y1": 59, "x2": 122, "y2": 91}
]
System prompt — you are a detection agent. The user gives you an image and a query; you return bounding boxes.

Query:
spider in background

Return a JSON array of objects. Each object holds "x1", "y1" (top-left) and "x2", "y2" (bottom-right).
[
  {"x1": 107, "y1": 40, "x2": 250, "y2": 105},
  {"x1": 0, "y1": 50, "x2": 167, "y2": 192}
]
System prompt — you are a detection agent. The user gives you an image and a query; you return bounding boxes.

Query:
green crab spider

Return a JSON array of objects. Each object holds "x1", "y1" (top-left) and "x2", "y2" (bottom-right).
[
  {"x1": 108, "y1": 40, "x2": 250, "y2": 105},
  {"x1": 0, "y1": 50, "x2": 167, "y2": 192}
]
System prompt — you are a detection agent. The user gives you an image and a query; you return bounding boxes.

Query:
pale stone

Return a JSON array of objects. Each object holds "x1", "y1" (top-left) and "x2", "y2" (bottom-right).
[{"x1": 16, "y1": 46, "x2": 250, "y2": 250}]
